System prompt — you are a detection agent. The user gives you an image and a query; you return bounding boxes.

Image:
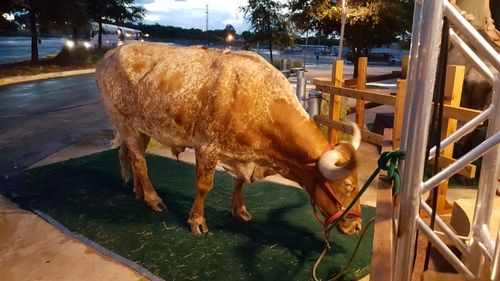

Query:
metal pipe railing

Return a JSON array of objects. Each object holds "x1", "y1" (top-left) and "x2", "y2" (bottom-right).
[
  {"x1": 394, "y1": 0, "x2": 500, "y2": 280},
  {"x1": 394, "y1": 0, "x2": 444, "y2": 279},
  {"x1": 492, "y1": 227, "x2": 500, "y2": 280},
  {"x1": 428, "y1": 105, "x2": 493, "y2": 160},
  {"x1": 296, "y1": 70, "x2": 307, "y2": 108},
  {"x1": 307, "y1": 90, "x2": 322, "y2": 117},
  {"x1": 467, "y1": 73, "x2": 500, "y2": 276},
  {"x1": 448, "y1": 30, "x2": 495, "y2": 84},
  {"x1": 443, "y1": 1, "x2": 500, "y2": 70},
  {"x1": 417, "y1": 218, "x2": 476, "y2": 278},
  {"x1": 473, "y1": 225, "x2": 495, "y2": 261},
  {"x1": 421, "y1": 131, "x2": 500, "y2": 193},
  {"x1": 420, "y1": 200, "x2": 469, "y2": 254}
]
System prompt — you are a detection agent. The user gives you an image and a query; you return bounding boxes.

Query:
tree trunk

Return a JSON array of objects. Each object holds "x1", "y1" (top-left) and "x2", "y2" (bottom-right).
[
  {"x1": 72, "y1": 27, "x2": 78, "y2": 43},
  {"x1": 29, "y1": 11, "x2": 39, "y2": 63},
  {"x1": 267, "y1": 23, "x2": 273, "y2": 63},
  {"x1": 268, "y1": 41, "x2": 273, "y2": 63},
  {"x1": 98, "y1": 20, "x2": 103, "y2": 49},
  {"x1": 353, "y1": 50, "x2": 360, "y2": 78}
]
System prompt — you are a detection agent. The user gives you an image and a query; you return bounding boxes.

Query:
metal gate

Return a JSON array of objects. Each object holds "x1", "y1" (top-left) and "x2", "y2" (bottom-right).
[{"x1": 394, "y1": 0, "x2": 500, "y2": 280}]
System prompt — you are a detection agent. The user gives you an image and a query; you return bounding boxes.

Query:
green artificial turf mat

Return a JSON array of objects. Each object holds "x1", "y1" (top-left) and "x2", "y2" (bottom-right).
[{"x1": 14, "y1": 150, "x2": 375, "y2": 281}]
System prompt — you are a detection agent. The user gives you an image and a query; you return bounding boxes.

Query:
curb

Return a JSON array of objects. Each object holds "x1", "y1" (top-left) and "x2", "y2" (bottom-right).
[
  {"x1": 33, "y1": 210, "x2": 165, "y2": 281},
  {"x1": 0, "y1": 68, "x2": 96, "y2": 87}
]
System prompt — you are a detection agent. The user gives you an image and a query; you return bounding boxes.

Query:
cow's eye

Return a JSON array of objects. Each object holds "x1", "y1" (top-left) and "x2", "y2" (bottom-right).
[{"x1": 343, "y1": 179, "x2": 354, "y2": 192}]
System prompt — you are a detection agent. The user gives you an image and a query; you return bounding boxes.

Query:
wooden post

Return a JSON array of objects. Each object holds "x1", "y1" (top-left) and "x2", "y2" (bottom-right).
[
  {"x1": 356, "y1": 57, "x2": 368, "y2": 129},
  {"x1": 437, "y1": 65, "x2": 465, "y2": 212},
  {"x1": 370, "y1": 128, "x2": 395, "y2": 281},
  {"x1": 401, "y1": 55, "x2": 409, "y2": 79},
  {"x1": 427, "y1": 65, "x2": 465, "y2": 213},
  {"x1": 393, "y1": 80, "x2": 407, "y2": 148},
  {"x1": 329, "y1": 60, "x2": 344, "y2": 143}
]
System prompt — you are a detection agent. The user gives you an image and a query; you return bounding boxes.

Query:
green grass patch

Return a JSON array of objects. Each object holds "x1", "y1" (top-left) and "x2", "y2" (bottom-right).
[{"x1": 13, "y1": 150, "x2": 375, "y2": 281}]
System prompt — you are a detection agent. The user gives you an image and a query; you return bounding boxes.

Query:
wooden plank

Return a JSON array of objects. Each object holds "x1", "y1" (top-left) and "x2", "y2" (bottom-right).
[
  {"x1": 370, "y1": 176, "x2": 394, "y2": 281},
  {"x1": 314, "y1": 115, "x2": 384, "y2": 145},
  {"x1": 316, "y1": 83, "x2": 397, "y2": 106},
  {"x1": 438, "y1": 66, "x2": 465, "y2": 212},
  {"x1": 442, "y1": 104, "x2": 481, "y2": 122},
  {"x1": 314, "y1": 82, "x2": 481, "y2": 122},
  {"x1": 312, "y1": 77, "x2": 330, "y2": 85},
  {"x1": 426, "y1": 66, "x2": 466, "y2": 213},
  {"x1": 393, "y1": 80, "x2": 407, "y2": 148},
  {"x1": 329, "y1": 60, "x2": 344, "y2": 144},
  {"x1": 345, "y1": 72, "x2": 401, "y2": 87},
  {"x1": 370, "y1": 128, "x2": 394, "y2": 281},
  {"x1": 356, "y1": 57, "x2": 368, "y2": 129}
]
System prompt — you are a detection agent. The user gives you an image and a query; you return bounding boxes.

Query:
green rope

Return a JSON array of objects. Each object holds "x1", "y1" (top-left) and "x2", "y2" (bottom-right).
[{"x1": 377, "y1": 150, "x2": 406, "y2": 195}]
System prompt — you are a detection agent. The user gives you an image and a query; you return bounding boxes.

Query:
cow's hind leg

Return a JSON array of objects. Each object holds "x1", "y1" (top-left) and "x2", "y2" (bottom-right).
[
  {"x1": 231, "y1": 178, "x2": 252, "y2": 222},
  {"x1": 119, "y1": 143, "x2": 145, "y2": 200},
  {"x1": 121, "y1": 129, "x2": 166, "y2": 212},
  {"x1": 188, "y1": 147, "x2": 218, "y2": 234}
]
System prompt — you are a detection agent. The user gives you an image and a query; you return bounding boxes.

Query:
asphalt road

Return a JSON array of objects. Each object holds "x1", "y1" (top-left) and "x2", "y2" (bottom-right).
[
  {"x1": 0, "y1": 36, "x2": 64, "y2": 64},
  {"x1": 0, "y1": 74, "x2": 111, "y2": 180}
]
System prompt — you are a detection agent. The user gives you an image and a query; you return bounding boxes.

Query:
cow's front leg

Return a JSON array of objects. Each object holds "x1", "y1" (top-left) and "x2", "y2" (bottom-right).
[
  {"x1": 188, "y1": 147, "x2": 218, "y2": 234},
  {"x1": 231, "y1": 178, "x2": 252, "y2": 222}
]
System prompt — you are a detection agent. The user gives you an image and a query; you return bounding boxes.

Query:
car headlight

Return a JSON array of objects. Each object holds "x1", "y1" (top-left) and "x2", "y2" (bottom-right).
[
  {"x1": 65, "y1": 40, "x2": 75, "y2": 48},
  {"x1": 83, "y1": 41, "x2": 91, "y2": 49}
]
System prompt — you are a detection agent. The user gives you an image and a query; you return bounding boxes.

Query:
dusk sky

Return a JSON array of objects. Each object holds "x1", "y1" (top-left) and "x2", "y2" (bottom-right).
[{"x1": 137, "y1": 0, "x2": 251, "y2": 33}]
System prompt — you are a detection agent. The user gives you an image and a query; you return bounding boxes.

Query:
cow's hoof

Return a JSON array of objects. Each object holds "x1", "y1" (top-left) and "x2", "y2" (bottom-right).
[
  {"x1": 190, "y1": 222, "x2": 209, "y2": 234},
  {"x1": 188, "y1": 214, "x2": 209, "y2": 234},
  {"x1": 232, "y1": 207, "x2": 252, "y2": 222},
  {"x1": 145, "y1": 197, "x2": 167, "y2": 212}
]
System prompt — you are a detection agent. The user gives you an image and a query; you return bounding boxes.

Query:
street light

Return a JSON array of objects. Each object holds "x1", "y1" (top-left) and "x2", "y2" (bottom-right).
[{"x1": 226, "y1": 34, "x2": 234, "y2": 49}]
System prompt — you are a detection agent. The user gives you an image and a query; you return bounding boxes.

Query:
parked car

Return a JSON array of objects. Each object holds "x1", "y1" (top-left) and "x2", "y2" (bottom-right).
[{"x1": 346, "y1": 52, "x2": 400, "y2": 65}]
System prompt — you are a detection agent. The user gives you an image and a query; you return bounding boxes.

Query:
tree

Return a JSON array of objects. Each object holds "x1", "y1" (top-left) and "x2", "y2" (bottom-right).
[
  {"x1": 289, "y1": 0, "x2": 414, "y2": 75},
  {"x1": 2, "y1": 0, "x2": 88, "y2": 63},
  {"x1": 241, "y1": 0, "x2": 296, "y2": 63},
  {"x1": 85, "y1": 0, "x2": 145, "y2": 49},
  {"x1": 1, "y1": 0, "x2": 43, "y2": 62},
  {"x1": 0, "y1": 14, "x2": 19, "y2": 32}
]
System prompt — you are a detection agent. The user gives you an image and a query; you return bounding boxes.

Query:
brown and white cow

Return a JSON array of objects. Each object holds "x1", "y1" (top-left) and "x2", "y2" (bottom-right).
[{"x1": 96, "y1": 42, "x2": 362, "y2": 235}]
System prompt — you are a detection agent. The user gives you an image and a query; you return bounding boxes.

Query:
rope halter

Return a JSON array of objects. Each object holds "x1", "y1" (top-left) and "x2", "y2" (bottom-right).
[{"x1": 311, "y1": 143, "x2": 361, "y2": 230}]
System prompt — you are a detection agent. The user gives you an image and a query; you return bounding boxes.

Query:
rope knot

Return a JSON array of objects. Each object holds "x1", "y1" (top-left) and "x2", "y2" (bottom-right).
[{"x1": 377, "y1": 150, "x2": 406, "y2": 195}]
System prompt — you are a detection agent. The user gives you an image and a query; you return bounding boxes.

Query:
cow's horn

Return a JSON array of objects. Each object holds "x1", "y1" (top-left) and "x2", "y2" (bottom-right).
[
  {"x1": 318, "y1": 148, "x2": 356, "y2": 180},
  {"x1": 318, "y1": 122, "x2": 360, "y2": 180},
  {"x1": 349, "y1": 121, "x2": 361, "y2": 151}
]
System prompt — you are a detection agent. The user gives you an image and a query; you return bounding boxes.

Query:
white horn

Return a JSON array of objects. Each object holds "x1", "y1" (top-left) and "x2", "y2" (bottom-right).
[
  {"x1": 318, "y1": 150, "x2": 352, "y2": 180},
  {"x1": 348, "y1": 121, "x2": 361, "y2": 151}
]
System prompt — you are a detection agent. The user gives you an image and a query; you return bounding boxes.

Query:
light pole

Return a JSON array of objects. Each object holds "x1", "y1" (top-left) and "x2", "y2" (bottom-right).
[
  {"x1": 206, "y1": 3, "x2": 209, "y2": 45},
  {"x1": 303, "y1": 29, "x2": 309, "y2": 70},
  {"x1": 337, "y1": 0, "x2": 348, "y2": 60}
]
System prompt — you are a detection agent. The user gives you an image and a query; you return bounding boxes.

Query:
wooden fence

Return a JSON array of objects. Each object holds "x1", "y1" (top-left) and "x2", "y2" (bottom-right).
[{"x1": 311, "y1": 57, "x2": 485, "y2": 281}]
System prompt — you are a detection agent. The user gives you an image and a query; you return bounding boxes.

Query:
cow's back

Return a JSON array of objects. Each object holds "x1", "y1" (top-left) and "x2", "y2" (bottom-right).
[{"x1": 96, "y1": 42, "x2": 312, "y2": 157}]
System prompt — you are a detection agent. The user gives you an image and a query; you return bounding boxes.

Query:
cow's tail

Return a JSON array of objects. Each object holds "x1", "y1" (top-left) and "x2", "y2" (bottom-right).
[{"x1": 113, "y1": 132, "x2": 132, "y2": 183}]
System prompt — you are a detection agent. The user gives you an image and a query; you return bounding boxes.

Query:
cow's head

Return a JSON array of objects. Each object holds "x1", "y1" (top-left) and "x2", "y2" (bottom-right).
[{"x1": 311, "y1": 123, "x2": 362, "y2": 235}]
